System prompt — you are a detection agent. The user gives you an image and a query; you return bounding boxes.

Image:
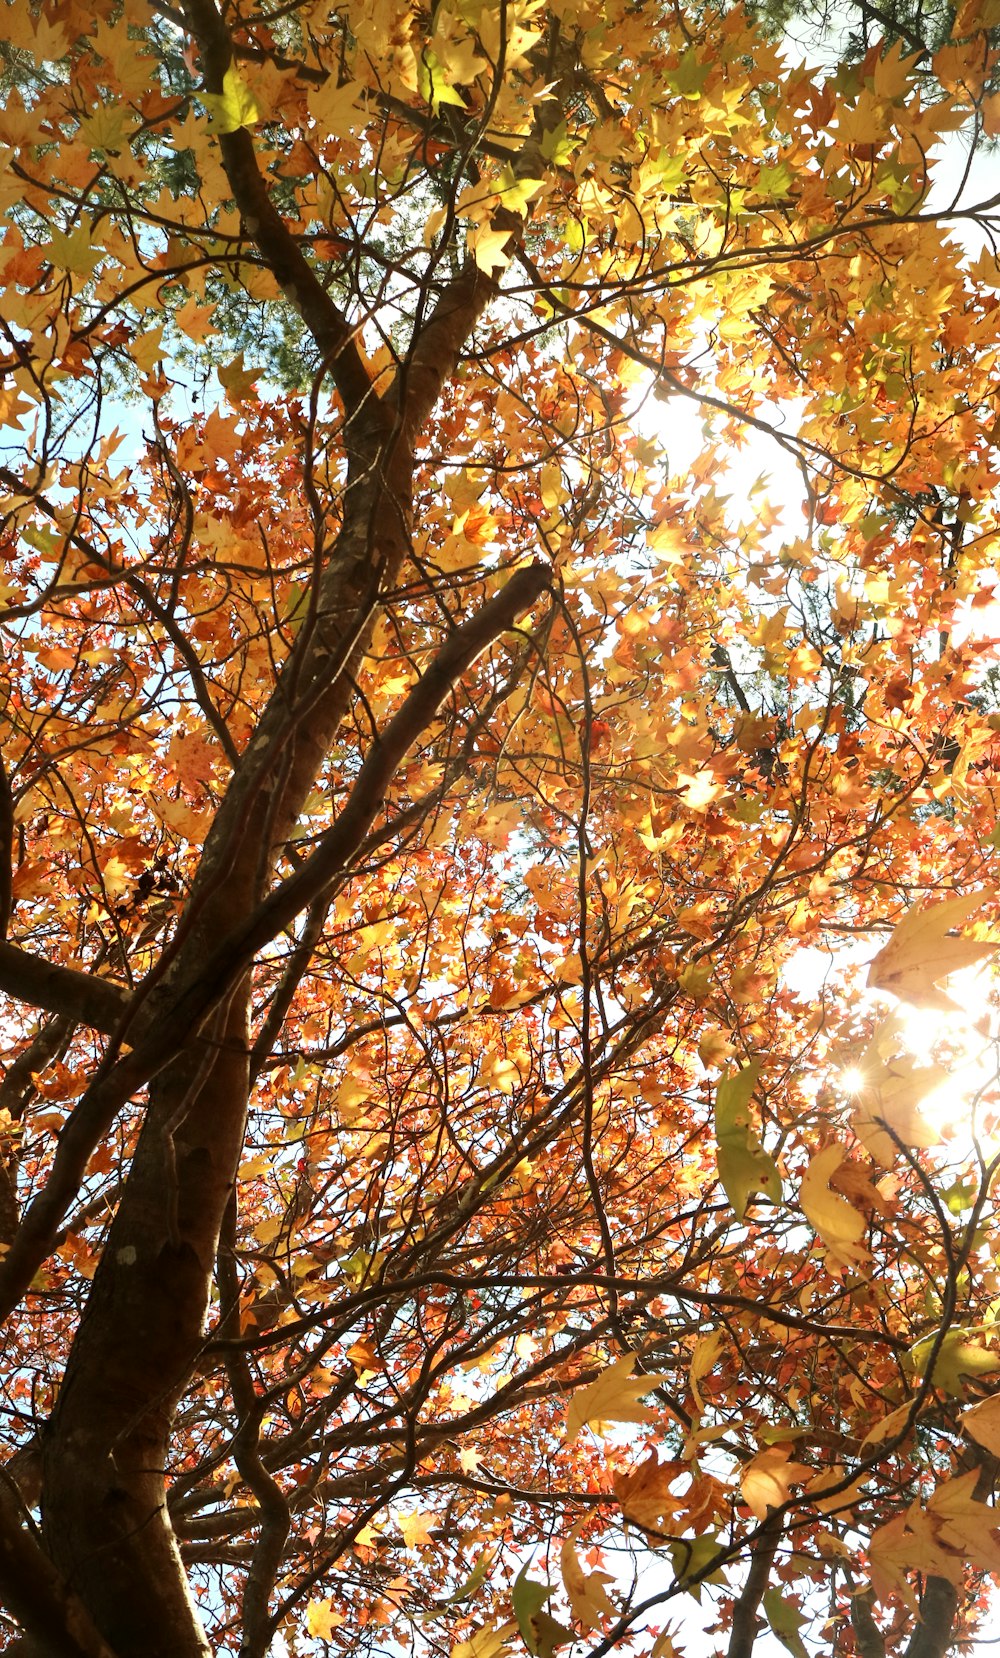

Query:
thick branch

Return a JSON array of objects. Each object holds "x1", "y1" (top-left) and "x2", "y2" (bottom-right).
[
  {"x1": 903, "y1": 1578, "x2": 958, "y2": 1658},
  {"x1": 165, "y1": 560, "x2": 551, "y2": 1025},
  {"x1": 178, "y1": 0, "x2": 374, "y2": 417},
  {"x1": 727, "y1": 1512, "x2": 782, "y2": 1658},
  {"x1": 0, "y1": 1477, "x2": 119, "y2": 1658},
  {"x1": 0, "y1": 942, "x2": 129, "y2": 1033}
]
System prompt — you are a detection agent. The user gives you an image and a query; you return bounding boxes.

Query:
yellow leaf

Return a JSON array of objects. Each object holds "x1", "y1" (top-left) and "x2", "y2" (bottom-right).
[
  {"x1": 858, "y1": 1400, "x2": 914, "y2": 1453},
  {"x1": 800, "y1": 1144, "x2": 870, "y2": 1270},
  {"x1": 452, "y1": 1622, "x2": 518, "y2": 1658},
  {"x1": 741, "y1": 1447, "x2": 811, "y2": 1521},
  {"x1": 306, "y1": 1598, "x2": 344, "y2": 1639},
  {"x1": 560, "y1": 1529, "x2": 616, "y2": 1630},
  {"x1": 868, "y1": 889, "x2": 999, "y2": 1010},
  {"x1": 469, "y1": 224, "x2": 514, "y2": 275},
  {"x1": 689, "y1": 1330, "x2": 724, "y2": 1414},
  {"x1": 565, "y1": 1355, "x2": 668, "y2": 1444},
  {"x1": 962, "y1": 1394, "x2": 1000, "y2": 1454},
  {"x1": 928, "y1": 1471, "x2": 1000, "y2": 1574},
  {"x1": 398, "y1": 1509, "x2": 436, "y2": 1549},
  {"x1": 714, "y1": 1062, "x2": 782, "y2": 1220},
  {"x1": 872, "y1": 38, "x2": 918, "y2": 100},
  {"x1": 869, "y1": 1509, "x2": 959, "y2": 1607},
  {"x1": 907, "y1": 1327, "x2": 1000, "y2": 1397},
  {"x1": 201, "y1": 66, "x2": 260, "y2": 133}
]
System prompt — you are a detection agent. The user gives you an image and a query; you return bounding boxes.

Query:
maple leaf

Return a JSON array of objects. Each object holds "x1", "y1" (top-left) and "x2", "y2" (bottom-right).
[
  {"x1": 560, "y1": 1530, "x2": 616, "y2": 1630},
  {"x1": 907, "y1": 1328, "x2": 1000, "y2": 1397},
  {"x1": 565, "y1": 1355, "x2": 669, "y2": 1444},
  {"x1": 469, "y1": 224, "x2": 515, "y2": 275},
  {"x1": 613, "y1": 1449, "x2": 681, "y2": 1532},
  {"x1": 867, "y1": 889, "x2": 999, "y2": 1010},
  {"x1": 398, "y1": 1509, "x2": 436, "y2": 1549},
  {"x1": 799, "y1": 1143, "x2": 871, "y2": 1270},
  {"x1": 305, "y1": 1597, "x2": 344, "y2": 1639},
  {"x1": 452, "y1": 1622, "x2": 518, "y2": 1658},
  {"x1": 512, "y1": 1566, "x2": 574, "y2": 1658},
  {"x1": 927, "y1": 1471, "x2": 1000, "y2": 1574},
  {"x1": 962, "y1": 1395, "x2": 1000, "y2": 1455},
  {"x1": 714, "y1": 1061, "x2": 782, "y2": 1220},
  {"x1": 741, "y1": 1447, "x2": 812, "y2": 1521},
  {"x1": 200, "y1": 67, "x2": 260, "y2": 133}
]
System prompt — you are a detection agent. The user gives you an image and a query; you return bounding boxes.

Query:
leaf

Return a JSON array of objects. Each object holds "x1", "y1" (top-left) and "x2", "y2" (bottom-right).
[
  {"x1": 512, "y1": 1566, "x2": 574, "y2": 1658},
  {"x1": 741, "y1": 1447, "x2": 812, "y2": 1520},
  {"x1": 664, "y1": 1533, "x2": 727, "y2": 1600},
  {"x1": 858, "y1": 1400, "x2": 915, "y2": 1454},
  {"x1": 927, "y1": 1471, "x2": 1000, "y2": 1573},
  {"x1": 565, "y1": 1355, "x2": 669, "y2": 1444},
  {"x1": 714, "y1": 1061, "x2": 782, "y2": 1220},
  {"x1": 452, "y1": 1622, "x2": 518, "y2": 1658},
  {"x1": 867, "y1": 889, "x2": 999, "y2": 1010},
  {"x1": 688, "y1": 1330, "x2": 724, "y2": 1415},
  {"x1": 799, "y1": 1144, "x2": 870, "y2": 1270},
  {"x1": 762, "y1": 1589, "x2": 809, "y2": 1658},
  {"x1": 398, "y1": 1508, "x2": 436, "y2": 1548},
  {"x1": 200, "y1": 66, "x2": 261, "y2": 133},
  {"x1": 907, "y1": 1328, "x2": 1000, "y2": 1397},
  {"x1": 469, "y1": 224, "x2": 514, "y2": 275},
  {"x1": 218, "y1": 351, "x2": 259, "y2": 402},
  {"x1": 560, "y1": 1530, "x2": 616, "y2": 1630},
  {"x1": 423, "y1": 1549, "x2": 497, "y2": 1616},
  {"x1": 962, "y1": 1395, "x2": 1000, "y2": 1455},
  {"x1": 306, "y1": 1597, "x2": 344, "y2": 1638},
  {"x1": 613, "y1": 1450, "x2": 680, "y2": 1532}
]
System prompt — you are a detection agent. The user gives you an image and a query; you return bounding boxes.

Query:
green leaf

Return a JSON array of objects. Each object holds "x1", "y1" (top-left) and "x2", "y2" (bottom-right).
[
  {"x1": 715, "y1": 1061, "x2": 782, "y2": 1220},
  {"x1": 906, "y1": 1328, "x2": 1000, "y2": 1398},
  {"x1": 763, "y1": 1589, "x2": 809, "y2": 1658},
  {"x1": 201, "y1": 67, "x2": 261, "y2": 134},
  {"x1": 422, "y1": 1549, "x2": 496, "y2": 1617},
  {"x1": 668, "y1": 48, "x2": 710, "y2": 100},
  {"x1": 512, "y1": 1566, "x2": 573, "y2": 1658},
  {"x1": 540, "y1": 121, "x2": 577, "y2": 167},
  {"x1": 665, "y1": 1534, "x2": 727, "y2": 1600}
]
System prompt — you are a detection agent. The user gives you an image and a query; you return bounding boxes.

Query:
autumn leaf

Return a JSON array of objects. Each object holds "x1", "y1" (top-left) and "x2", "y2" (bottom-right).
[
  {"x1": 452, "y1": 1622, "x2": 518, "y2": 1658},
  {"x1": 560, "y1": 1528, "x2": 617, "y2": 1629},
  {"x1": 714, "y1": 1061, "x2": 782, "y2": 1220},
  {"x1": 306, "y1": 1597, "x2": 344, "y2": 1639},
  {"x1": 762, "y1": 1589, "x2": 809, "y2": 1658},
  {"x1": 741, "y1": 1447, "x2": 812, "y2": 1521},
  {"x1": 200, "y1": 66, "x2": 261, "y2": 132},
  {"x1": 962, "y1": 1395, "x2": 1000, "y2": 1455},
  {"x1": 799, "y1": 1143, "x2": 871, "y2": 1270},
  {"x1": 867, "y1": 889, "x2": 999, "y2": 1010},
  {"x1": 907, "y1": 1328, "x2": 1000, "y2": 1397},
  {"x1": 398, "y1": 1509, "x2": 436, "y2": 1549},
  {"x1": 511, "y1": 1566, "x2": 574, "y2": 1658},
  {"x1": 566, "y1": 1355, "x2": 669, "y2": 1444},
  {"x1": 613, "y1": 1450, "x2": 681, "y2": 1532}
]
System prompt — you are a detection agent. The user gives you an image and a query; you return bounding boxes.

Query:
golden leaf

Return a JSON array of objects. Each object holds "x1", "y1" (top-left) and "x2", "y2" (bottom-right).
[
  {"x1": 800, "y1": 1144, "x2": 870, "y2": 1270},
  {"x1": 565, "y1": 1355, "x2": 668, "y2": 1444},
  {"x1": 867, "y1": 889, "x2": 999, "y2": 1011}
]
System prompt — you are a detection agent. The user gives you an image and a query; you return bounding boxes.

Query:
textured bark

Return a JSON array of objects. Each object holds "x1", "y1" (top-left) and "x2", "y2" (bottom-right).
[
  {"x1": 3, "y1": 0, "x2": 542, "y2": 1647},
  {"x1": 726, "y1": 1512, "x2": 782, "y2": 1658}
]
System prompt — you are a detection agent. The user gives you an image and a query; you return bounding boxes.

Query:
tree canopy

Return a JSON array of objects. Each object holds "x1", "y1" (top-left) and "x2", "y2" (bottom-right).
[{"x1": 3, "y1": 1, "x2": 1000, "y2": 1656}]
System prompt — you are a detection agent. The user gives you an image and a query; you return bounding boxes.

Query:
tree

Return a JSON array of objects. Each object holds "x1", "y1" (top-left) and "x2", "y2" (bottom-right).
[{"x1": 2, "y1": 0, "x2": 1000, "y2": 1653}]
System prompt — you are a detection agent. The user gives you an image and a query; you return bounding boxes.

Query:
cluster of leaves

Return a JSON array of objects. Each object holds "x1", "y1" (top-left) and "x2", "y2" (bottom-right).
[{"x1": 2, "y1": 0, "x2": 1000, "y2": 1656}]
